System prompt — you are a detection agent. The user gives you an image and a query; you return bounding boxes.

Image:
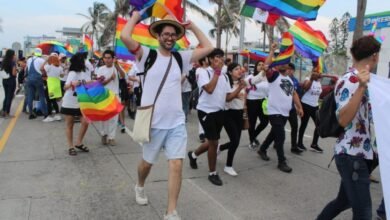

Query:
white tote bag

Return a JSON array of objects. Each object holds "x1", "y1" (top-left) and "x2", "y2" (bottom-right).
[
  {"x1": 132, "y1": 56, "x2": 173, "y2": 143},
  {"x1": 0, "y1": 69, "x2": 10, "y2": 79}
]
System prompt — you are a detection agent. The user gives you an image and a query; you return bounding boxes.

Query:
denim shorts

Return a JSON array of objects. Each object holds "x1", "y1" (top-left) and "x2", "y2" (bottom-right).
[{"x1": 142, "y1": 124, "x2": 187, "y2": 164}]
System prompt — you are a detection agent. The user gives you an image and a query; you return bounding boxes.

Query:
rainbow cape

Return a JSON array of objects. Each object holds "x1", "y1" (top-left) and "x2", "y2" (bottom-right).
[
  {"x1": 289, "y1": 18, "x2": 328, "y2": 60},
  {"x1": 115, "y1": 16, "x2": 136, "y2": 61},
  {"x1": 129, "y1": 0, "x2": 184, "y2": 21},
  {"x1": 239, "y1": 49, "x2": 268, "y2": 61},
  {"x1": 271, "y1": 32, "x2": 295, "y2": 67},
  {"x1": 245, "y1": 0, "x2": 325, "y2": 21},
  {"x1": 76, "y1": 82, "x2": 124, "y2": 121}
]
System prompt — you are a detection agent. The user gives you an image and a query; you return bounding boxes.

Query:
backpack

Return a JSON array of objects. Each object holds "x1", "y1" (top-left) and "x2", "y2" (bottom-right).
[
  {"x1": 316, "y1": 90, "x2": 344, "y2": 138},
  {"x1": 136, "y1": 49, "x2": 183, "y2": 98}
]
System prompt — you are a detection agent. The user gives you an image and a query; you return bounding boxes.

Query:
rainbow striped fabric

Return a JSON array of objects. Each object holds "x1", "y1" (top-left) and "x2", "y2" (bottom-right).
[
  {"x1": 239, "y1": 49, "x2": 268, "y2": 61},
  {"x1": 84, "y1": 35, "x2": 93, "y2": 51},
  {"x1": 115, "y1": 16, "x2": 136, "y2": 61},
  {"x1": 289, "y1": 18, "x2": 328, "y2": 60},
  {"x1": 271, "y1": 32, "x2": 295, "y2": 67},
  {"x1": 245, "y1": 0, "x2": 325, "y2": 20},
  {"x1": 129, "y1": 0, "x2": 184, "y2": 21},
  {"x1": 76, "y1": 82, "x2": 124, "y2": 121},
  {"x1": 315, "y1": 56, "x2": 327, "y2": 73}
]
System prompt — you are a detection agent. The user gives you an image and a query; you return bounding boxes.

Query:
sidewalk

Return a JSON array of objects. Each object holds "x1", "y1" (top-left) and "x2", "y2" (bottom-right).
[{"x1": 0, "y1": 100, "x2": 383, "y2": 220}]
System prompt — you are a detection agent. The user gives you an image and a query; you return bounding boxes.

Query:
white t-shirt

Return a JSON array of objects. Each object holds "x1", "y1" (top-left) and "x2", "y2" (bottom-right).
[
  {"x1": 196, "y1": 67, "x2": 232, "y2": 113},
  {"x1": 60, "y1": 62, "x2": 69, "y2": 81},
  {"x1": 267, "y1": 72, "x2": 294, "y2": 117},
  {"x1": 246, "y1": 74, "x2": 269, "y2": 100},
  {"x1": 226, "y1": 82, "x2": 245, "y2": 110},
  {"x1": 62, "y1": 71, "x2": 91, "y2": 109},
  {"x1": 301, "y1": 78, "x2": 322, "y2": 107},
  {"x1": 136, "y1": 46, "x2": 193, "y2": 129},
  {"x1": 85, "y1": 60, "x2": 94, "y2": 76},
  {"x1": 128, "y1": 66, "x2": 140, "y2": 88},
  {"x1": 27, "y1": 56, "x2": 45, "y2": 75},
  {"x1": 44, "y1": 64, "x2": 63, "y2": 78},
  {"x1": 96, "y1": 66, "x2": 119, "y2": 95}
]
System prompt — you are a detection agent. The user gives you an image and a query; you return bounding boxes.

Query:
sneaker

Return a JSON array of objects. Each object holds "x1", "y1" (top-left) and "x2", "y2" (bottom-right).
[
  {"x1": 121, "y1": 125, "x2": 126, "y2": 133},
  {"x1": 224, "y1": 167, "x2": 238, "y2": 176},
  {"x1": 53, "y1": 114, "x2": 62, "y2": 121},
  {"x1": 248, "y1": 143, "x2": 257, "y2": 151},
  {"x1": 254, "y1": 139, "x2": 260, "y2": 147},
  {"x1": 278, "y1": 162, "x2": 292, "y2": 173},
  {"x1": 101, "y1": 135, "x2": 108, "y2": 145},
  {"x1": 291, "y1": 147, "x2": 303, "y2": 155},
  {"x1": 134, "y1": 185, "x2": 148, "y2": 205},
  {"x1": 187, "y1": 151, "x2": 198, "y2": 169},
  {"x1": 257, "y1": 150, "x2": 270, "y2": 161},
  {"x1": 42, "y1": 116, "x2": 55, "y2": 123},
  {"x1": 108, "y1": 139, "x2": 116, "y2": 146},
  {"x1": 29, "y1": 114, "x2": 37, "y2": 120},
  {"x1": 208, "y1": 173, "x2": 223, "y2": 186},
  {"x1": 310, "y1": 145, "x2": 323, "y2": 153},
  {"x1": 297, "y1": 144, "x2": 307, "y2": 151},
  {"x1": 199, "y1": 133, "x2": 205, "y2": 143},
  {"x1": 164, "y1": 210, "x2": 181, "y2": 220}
]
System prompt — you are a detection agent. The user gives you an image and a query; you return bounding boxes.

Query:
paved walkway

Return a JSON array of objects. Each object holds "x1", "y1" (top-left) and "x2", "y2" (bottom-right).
[{"x1": 0, "y1": 97, "x2": 383, "y2": 220}]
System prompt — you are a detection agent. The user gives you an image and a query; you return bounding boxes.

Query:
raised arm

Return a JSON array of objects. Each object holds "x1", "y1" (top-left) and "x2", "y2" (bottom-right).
[
  {"x1": 120, "y1": 11, "x2": 143, "y2": 61},
  {"x1": 186, "y1": 22, "x2": 213, "y2": 63}
]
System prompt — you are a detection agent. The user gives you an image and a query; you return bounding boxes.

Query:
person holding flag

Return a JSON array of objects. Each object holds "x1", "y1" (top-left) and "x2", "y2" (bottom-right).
[{"x1": 120, "y1": 8, "x2": 213, "y2": 220}]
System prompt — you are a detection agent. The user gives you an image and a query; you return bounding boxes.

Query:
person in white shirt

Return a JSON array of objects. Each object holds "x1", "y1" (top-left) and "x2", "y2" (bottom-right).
[
  {"x1": 188, "y1": 49, "x2": 245, "y2": 186},
  {"x1": 60, "y1": 53, "x2": 91, "y2": 156},
  {"x1": 95, "y1": 50, "x2": 126, "y2": 146},
  {"x1": 297, "y1": 66, "x2": 323, "y2": 152},
  {"x1": 181, "y1": 70, "x2": 192, "y2": 122},
  {"x1": 59, "y1": 53, "x2": 69, "y2": 95},
  {"x1": 121, "y1": 11, "x2": 213, "y2": 219},
  {"x1": 195, "y1": 58, "x2": 208, "y2": 143}
]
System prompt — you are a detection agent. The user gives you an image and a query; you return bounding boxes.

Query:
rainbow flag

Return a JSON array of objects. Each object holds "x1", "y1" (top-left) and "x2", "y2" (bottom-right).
[
  {"x1": 115, "y1": 16, "x2": 136, "y2": 61},
  {"x1": 239, "y1": 49, "x2": 268, "y2": 61},
  {"x1": 315, "y1": 56, "x2": 327, "y2": 73},
  {"x1": 76, "y1": 82, "x2": 124, "y2": 121},
  {"x1": 65, "y1": 43, "x2": 76, "y2": 55},
  {"x1": 84, "y1": 34, "x2": 93, "y2": 51},
  {"x1": 93, "y1": 51, "x2": 102, "y2": 59},
  {"x1": 132, "y1": 22, "x2": 189, "y2": 50},
  {"x1": 118, "y1": 61, "x2": 133, "y2": 73},
  {"x1": 271, "y1": 32, "x2": 295, "y2": 67},
  {"x1": 245, "y1": 0, "x2": 325, "y2": 21},
  {"x1": 129, "y1": 0, "x2": 184, "y2": 21},
  {"x1": 289, "y1": 18, "x2": 328, "y2": 60}
]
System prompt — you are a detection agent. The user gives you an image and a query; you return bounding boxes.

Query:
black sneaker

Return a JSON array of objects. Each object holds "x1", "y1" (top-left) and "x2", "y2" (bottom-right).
[
  {"x1": 257, "y1": 150, "x2": 270, "y2": 161},
  {"x1": 208, "y1": 173, "x2": 223, "y2": 186},
  {"x1": 187, "y1": 151, "x2": 198, "y2": 169},
  {"x1": 297, "y1": 144, "x2": 307, "y2": 151},
  {"x1": 278, "y1": 162, "x2": 292, "y2": 173},
  {"x1": 29, "y1": 114, "x2": 37, "y2": 120},
  {"x1": 291, "y1": 147, "x2": 303, "y2": 155},
  {"x1": 311, "y1": 145, "x2": 324, "y2": 153},
  {"x1": 199, "y1": 134, "x2": 205, "y2": 143}
]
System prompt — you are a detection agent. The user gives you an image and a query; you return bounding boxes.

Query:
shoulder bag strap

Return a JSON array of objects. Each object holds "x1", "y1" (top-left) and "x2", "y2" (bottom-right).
[{"x1": 153, "y1": 56, "x2": 173, "y2": 105}]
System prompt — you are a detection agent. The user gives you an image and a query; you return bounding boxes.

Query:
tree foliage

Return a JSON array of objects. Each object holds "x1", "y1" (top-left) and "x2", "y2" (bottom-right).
[{"x1": 329, "y1": 12, "x2": 350, "y2": 56}]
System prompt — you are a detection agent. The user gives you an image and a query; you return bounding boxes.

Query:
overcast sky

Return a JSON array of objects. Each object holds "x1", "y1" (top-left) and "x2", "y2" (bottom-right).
[{"x1": 0, "y1": 0, "x2": 389, "y2": 50}]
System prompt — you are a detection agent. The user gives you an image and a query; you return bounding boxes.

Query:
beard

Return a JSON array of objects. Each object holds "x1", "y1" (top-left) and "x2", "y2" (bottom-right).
[{"x1": 160, "y1": 40, "x2": 175, "y2": 51}]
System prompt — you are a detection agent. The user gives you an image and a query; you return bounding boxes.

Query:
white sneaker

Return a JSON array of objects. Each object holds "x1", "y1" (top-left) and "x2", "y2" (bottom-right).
[
  {"x1": 248, "y1": 143, "x2": 256, "y2": 151},
  {"x1": 134, "y1": 185, "x2": 148, "y2": 205},
  {"x1": 164, "y1": 210, "x2": 181, "y2": 220},
  {"x1": 53, "y1": 114, "x2": 62, "y2": 121},
  {"x1": 42, "y1": 116, "x2": 55, "y2": 123},
  {"x1": 224, "y1": 167, "x2": 238, "y2": 176}
]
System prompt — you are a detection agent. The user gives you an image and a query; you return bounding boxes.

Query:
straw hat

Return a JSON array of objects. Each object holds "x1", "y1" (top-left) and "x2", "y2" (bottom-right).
[{"x1": 149, "y1": 17, "x2": 185, "y2": 40}]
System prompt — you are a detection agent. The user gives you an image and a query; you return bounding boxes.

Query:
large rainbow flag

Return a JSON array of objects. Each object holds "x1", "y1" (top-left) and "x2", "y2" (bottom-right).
[
  {"x1": 245, "y1": 0, "x2": 325, "y2": 21},
  {"x1": 239, "y1": 49, "x2": 268, "y2": 61},
  {"x1": 271, "y1": 32, "x2": 295, "y2": 67},
  {"x1": 115, "y1": 16, "x2": 136, "y2": 61},
  {"x1": 76, "y1": 82, "x2": 124, "y2": 121},
  {"x1": 289, "y1": 18, "x2": 328, "y2": 60},
  {"x1": 129, "y1": 0, "x2": 184, "y2": 21}
]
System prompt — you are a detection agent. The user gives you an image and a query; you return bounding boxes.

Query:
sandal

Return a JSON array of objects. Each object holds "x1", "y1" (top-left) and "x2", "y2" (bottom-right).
[
  {"x1": 69, "y1": 148, "x2": 77, "y2": 156},
  {"x1": 75, "y1": 144, "x2": 89, "y2": 152}
]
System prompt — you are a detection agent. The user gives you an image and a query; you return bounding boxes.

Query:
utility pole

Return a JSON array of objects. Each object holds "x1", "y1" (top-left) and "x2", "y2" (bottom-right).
[{"x1": 238, "y1": 16, "x2": 245, "y2": 65}]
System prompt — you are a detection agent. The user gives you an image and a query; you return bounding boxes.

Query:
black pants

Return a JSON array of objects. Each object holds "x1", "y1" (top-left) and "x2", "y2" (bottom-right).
[
  {"x1": 247, "y1": 99, "x2": 269, "y2": 143},
  {"x1": 220, "y1": 109, "x2": 243, "y2": 167},
  {"x1": 298, "y1": 103, "x2": 319, "y2": 146},
  {"x1": 44, "y1": 86, "x2": 59, "y2": 114},
  {"x1": 260, "y1": 115, "x2": 288, "y2": 163},
  {"x1": 288, "y1": 109, "x2": 298, "y2": 149},
  {"x1": 2, "y1": 78, "x2": 16, "y2": 114}
]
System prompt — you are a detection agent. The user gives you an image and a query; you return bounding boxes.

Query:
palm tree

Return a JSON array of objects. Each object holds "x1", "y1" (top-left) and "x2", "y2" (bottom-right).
[
  {"x1": 78, "y1": 2, "x2": 111, "y2": 50},
  {"x1": 353, "y1": 0, "x2": 367, "y2": 41}
]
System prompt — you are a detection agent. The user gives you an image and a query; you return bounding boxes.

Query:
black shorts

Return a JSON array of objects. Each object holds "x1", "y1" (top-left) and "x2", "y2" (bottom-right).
[
  {"x1": 119, "y1": 79, "x2": 130, "y2": 102},
  {"x1": 61, "y1": 107, "x2": 82, "y2": 116},
  {"x1": 197, "y1": 110, "x2": 224, "y2": 141}
]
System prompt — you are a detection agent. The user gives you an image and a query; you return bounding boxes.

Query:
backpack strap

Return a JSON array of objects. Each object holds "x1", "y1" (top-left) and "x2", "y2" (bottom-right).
[{"x1": 172, "y1": 51, "x2": 183, "y2": 74}]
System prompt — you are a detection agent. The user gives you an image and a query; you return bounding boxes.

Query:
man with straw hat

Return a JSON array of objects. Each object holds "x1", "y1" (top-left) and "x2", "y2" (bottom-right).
[{"x1": 121, "y1": 10, "x2": 213, "y2": 220}]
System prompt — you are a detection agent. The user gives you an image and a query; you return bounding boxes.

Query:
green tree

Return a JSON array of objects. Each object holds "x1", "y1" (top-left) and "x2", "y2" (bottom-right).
[
  {"x1": 329, "y1": 18, "x2": 340, "y2": 54},
  {"x1": 353, "y1": 0, "x2": 367, "y2": 41},
  {"x1": 339, "y1": 12, "x2": 351, "y2": 56},
  {"x1": 78, "y1": 2, "x2": 111, "y2": 50}
]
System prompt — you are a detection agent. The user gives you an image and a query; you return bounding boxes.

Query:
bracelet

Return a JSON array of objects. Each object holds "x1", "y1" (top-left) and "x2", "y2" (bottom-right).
[{"x1": 130, "y1": 43, "x2": 141, "y2": 54}]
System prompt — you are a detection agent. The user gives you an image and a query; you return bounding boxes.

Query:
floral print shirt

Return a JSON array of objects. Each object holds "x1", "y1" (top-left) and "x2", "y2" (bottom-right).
[{"x1": 334, "y1": 70, "x2": 375, "y2": 160}]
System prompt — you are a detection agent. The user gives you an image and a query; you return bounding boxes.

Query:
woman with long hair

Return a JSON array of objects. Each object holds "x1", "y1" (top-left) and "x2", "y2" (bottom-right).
[
  {"x1": 217, "y1": 63, "x2": 246, "y2": 176},
  {"x1": 61, "y1": 53, "x2": 91, "y2": 156},
  {"x1": 245, "y1": 60, "x2": 269, "y2": 149},
  {"x1": 1, "y1": 49, "x2": 17, "y2": 118}
]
